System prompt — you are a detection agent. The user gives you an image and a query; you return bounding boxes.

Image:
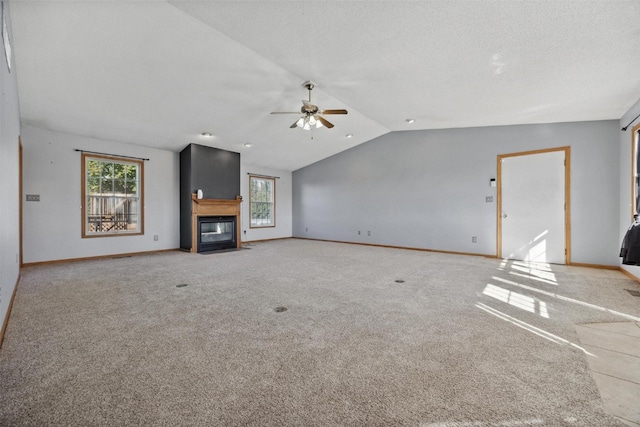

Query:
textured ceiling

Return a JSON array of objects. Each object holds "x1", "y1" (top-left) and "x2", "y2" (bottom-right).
[{"x1": 9, "y1": 1, "x2": 640, "y2": 171}]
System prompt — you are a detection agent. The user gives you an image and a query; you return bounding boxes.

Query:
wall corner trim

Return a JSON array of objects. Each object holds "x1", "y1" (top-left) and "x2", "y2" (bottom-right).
[
  {"x1": 620, "y1": 267, "x2": 640, "y2": 283},
  {"x1": 0, "y1": 273, "x2": 21, "y2": 350}
]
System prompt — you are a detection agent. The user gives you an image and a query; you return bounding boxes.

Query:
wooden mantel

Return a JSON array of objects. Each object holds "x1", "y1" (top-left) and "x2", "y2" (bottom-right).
[{"x1": 191, "y1": 195, "x2": 242, "y2": 253}]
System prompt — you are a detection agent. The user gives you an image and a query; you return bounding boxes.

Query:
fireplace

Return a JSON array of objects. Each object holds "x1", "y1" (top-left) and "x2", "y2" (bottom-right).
[
  {"x1": 198, "y1": 216, "x2": 236, "y2": 252},
  {"x1": 179, "y1": 144, "x2": 241, "y2": 252},
  {"x1": 188, "y1": 195, "x2": 242, "y2": 253}
]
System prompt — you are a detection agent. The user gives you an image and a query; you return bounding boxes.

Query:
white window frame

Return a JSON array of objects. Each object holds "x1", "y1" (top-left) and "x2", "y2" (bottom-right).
[
  {"x1": 249, "y1": 175, "x2": 275, "y2": 228},
  {"x1": 82, "y1": 153, "x2": 144, "y2": 238}
]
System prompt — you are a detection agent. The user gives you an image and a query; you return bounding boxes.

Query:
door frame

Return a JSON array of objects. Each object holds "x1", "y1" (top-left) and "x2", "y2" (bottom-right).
[
  {"x1": 19, "y1": 136, "x2": 23, "y2": 267},
  {"x1": 630, "y1": 122, "x2": 640, "y2": 219},
  {"x1": 496, "y1": 146, "x2": 571, "y2": 264}
]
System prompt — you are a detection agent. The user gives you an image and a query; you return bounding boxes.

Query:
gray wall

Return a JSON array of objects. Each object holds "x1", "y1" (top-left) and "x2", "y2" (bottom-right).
[
  {"x1": 293, "y1": 120, "x2": 620, "y2": 265},
  {"x1": 0, "y1": 0, "x2": 21, "y2": 338}
]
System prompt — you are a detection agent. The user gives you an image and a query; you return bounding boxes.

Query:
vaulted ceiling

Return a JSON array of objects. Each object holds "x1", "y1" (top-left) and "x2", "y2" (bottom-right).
[{"x1": 9, "y1": 1, "x2": 640, "y2": 171}]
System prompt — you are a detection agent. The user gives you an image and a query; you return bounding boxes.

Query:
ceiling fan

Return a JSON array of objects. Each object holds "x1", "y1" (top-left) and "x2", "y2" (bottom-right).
[{"x1": 271, "y1": 81, "x2": 348, "y2": 130}]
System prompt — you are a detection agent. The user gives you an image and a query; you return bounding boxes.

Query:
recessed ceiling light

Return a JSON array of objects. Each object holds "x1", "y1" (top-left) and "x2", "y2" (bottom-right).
[
  {"x1": 405, "y1": 119, "x2": 415, "y2": 124},
  {"x1": 201, "y1": 132, "x2": 213, "y2": 137},
  {"x1": 345, "y1": 134, "x2": 354, "y2": 138},
  {"x1": 244, "y1": 143, "x2": 253, "y2": 148}
]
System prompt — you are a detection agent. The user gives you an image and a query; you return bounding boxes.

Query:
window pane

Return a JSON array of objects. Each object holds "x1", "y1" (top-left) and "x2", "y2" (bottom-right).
[
  {"x1": 124, "y1": 181, "x2": 134, "y2": 196},
  {"x1": 113, "y1": 162, "x2": 125, "y2": 178},
  {"x1": 124, "y1": 164, "x2": 136, "y2": 181},
  {"x1": 87, "y1": 177, "x2": 100, "y2": 195},
  {"x1": 114, "y1": 178, "x2": 126, "y2": 194},
  {"x1": 87, "y1": 160, "x2": 101, "y2": 177},
  {"x1": 101, "y1": 162, "x2": 114, "y2": 179}
]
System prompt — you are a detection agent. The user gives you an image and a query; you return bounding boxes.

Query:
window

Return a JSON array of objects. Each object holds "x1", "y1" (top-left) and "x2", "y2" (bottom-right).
[
  {"x1": 249, "y1": 175, "x2": 275, "y2": 228},
  {"x1": 82, "y1": 153, "x2": 144, "y2": 237}
]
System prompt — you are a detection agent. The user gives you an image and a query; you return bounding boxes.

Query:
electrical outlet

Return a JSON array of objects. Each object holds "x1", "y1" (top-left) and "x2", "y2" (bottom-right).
[
  {"x1": 486, "y1": 196, "x2": 493, "y2": 203},
  {"x1": 472, "y1": 236, "x2": 477, "y2": 243},
  {"x1": 305, "y1": 227, "x2": 308, "y2": 232},
  {"x1": 26, "y1": 194, "x2": 40, "y2": 202},
  {"x1": 358, "y1": 230, "x2": 361, "y2": 235},
  {"x1": 368, "y1": 231, "x2": 371, "y2": 236},
  {"x1": 154, "y1": 235, "x2": 158, "y2": 241}
]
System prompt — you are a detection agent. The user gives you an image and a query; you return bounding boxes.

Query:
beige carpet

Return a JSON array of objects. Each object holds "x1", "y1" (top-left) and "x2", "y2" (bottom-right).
[{"x1": 1, "y1": 239, "x2": 639, "y2": 426}]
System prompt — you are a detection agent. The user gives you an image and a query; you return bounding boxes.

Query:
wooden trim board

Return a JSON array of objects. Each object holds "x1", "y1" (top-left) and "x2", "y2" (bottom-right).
[
  {"x1": 0, "y1": 273, "x2": 20, "y2": 349},
  {"x1": 22, "y1": 248, "x2": 180, "y2": 267}
]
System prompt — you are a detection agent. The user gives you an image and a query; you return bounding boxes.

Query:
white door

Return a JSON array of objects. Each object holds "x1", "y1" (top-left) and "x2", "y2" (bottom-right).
[{"x1": 500, "y1": 150, "x2": 566, "y2": 264}]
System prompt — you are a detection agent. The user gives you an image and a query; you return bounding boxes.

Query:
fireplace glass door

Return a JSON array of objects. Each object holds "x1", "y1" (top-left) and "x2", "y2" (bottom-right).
[{"x1": 198, "y1": 216, "x2": 236, "y2": 252}]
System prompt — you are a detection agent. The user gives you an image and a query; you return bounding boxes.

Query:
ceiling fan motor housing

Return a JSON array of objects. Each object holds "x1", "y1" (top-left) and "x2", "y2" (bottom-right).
[{"x1": 301, "y1": 103, "x2": 319, "y2": 115}]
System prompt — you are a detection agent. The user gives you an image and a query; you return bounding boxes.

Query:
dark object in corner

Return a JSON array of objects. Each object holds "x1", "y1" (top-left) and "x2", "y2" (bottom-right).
[{"x1": 620, "y1": 216, "x2": 640, "y2": 265}]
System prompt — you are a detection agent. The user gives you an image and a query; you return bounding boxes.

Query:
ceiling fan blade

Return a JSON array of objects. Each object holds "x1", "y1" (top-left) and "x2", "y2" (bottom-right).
[
  {"x1": 321, "y1": 109, "x2": 348, "y2": 115},
  {"x1": 271, "y1": 111, "x2": 301, "y2": 115},
  {"x1": 290, "y1": 119, "x2": 300, "y2": 128},
  {"x1": 318, "y1": 116, "x2": 334, "y2": 128}
]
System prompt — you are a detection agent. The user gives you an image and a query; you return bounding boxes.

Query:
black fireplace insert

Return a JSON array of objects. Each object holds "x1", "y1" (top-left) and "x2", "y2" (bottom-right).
[{"x1": 197, "y1": 216, "x2": 236, "y2": 252}]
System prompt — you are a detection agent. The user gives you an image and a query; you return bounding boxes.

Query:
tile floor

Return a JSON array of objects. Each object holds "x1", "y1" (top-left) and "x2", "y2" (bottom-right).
[{"x1": 575, "y1": 321, "x2": 640, "y2": 426}]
